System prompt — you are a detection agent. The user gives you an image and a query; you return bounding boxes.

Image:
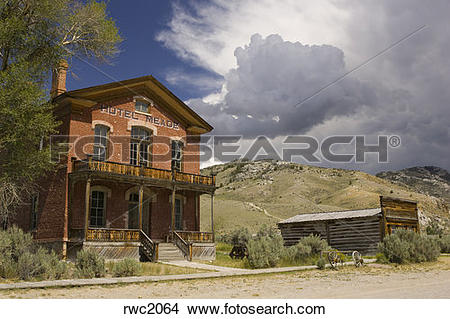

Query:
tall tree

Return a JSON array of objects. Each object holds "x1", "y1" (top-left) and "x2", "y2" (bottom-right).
[{"x1": 0, "y1": 0, "x2": 121, "y2": 224}]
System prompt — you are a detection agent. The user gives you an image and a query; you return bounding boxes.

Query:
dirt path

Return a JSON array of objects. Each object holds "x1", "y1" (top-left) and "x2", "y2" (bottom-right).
[
  {"x1": 245, "y1": 202, "x2": 282, "y2": 221},
  {"x1": 2, "y1": 258, "x2": 450, "y2": 299}
]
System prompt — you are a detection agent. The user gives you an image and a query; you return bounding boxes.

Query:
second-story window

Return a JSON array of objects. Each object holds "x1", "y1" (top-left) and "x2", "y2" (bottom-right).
[
  {"x1": 93, "y1": 125, "x2": 109, "y2": 161},
  {"x1": 171, "y1": 140, "x2": 183, "y2": 172},
  {"x1": 130, "y1": 127, "x2": 151, "y2": 167},
  {"x1": 135, "y1": 100, "x2": 149, "y2": 113}
]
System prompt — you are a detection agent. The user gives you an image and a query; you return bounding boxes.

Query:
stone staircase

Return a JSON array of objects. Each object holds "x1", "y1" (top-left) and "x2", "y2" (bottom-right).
[{"x1": 157, "y1": 243, "x2": 186, "y2": 261}]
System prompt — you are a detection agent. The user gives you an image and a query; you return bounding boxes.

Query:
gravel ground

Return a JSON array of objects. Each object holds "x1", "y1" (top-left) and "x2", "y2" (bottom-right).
[{"x1": 1, "y1": 258, "x2": 450, "y2": 299}]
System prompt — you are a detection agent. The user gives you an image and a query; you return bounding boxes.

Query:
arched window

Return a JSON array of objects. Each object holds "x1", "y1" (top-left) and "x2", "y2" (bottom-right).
[
  {"x1": 130, "y1": 127, "x2": 151, "y2": 166},
  {"x1": 93, "y1": 124, "x2": 109, "y2": 161}
]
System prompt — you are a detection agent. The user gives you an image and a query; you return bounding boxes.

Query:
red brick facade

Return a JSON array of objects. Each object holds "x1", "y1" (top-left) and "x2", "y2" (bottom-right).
[{"x1": 13, "y1": 76, "x2": 214, "y2": 257}]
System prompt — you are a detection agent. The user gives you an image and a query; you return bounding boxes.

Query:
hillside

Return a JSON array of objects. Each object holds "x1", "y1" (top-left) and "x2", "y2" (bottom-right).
[
  {"x1": 376, "y1": 166, "x2": 450, "y2": 206},
  {"x1": 200, "y1": 160, "x2": 449, "y2": 234}
]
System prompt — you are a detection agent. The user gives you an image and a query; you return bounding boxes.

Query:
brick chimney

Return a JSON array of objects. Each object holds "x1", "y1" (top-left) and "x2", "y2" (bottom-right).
[{"x1": 51, "y1": 60, "x2": 68, "y2": 98}]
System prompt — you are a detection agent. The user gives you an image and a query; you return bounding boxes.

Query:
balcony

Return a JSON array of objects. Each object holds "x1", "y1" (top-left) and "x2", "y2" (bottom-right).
[{"x1": 71, "y1": 157, "x2": 215, "y2": 188}]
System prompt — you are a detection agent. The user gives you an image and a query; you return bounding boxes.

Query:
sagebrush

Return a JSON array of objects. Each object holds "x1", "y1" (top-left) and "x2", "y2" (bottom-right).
[
  {"x1": 111, "y1": 258, "x2": 141, "y2": 277},
  {"x1": 378, "y1": 229, "x2": 440, "y2": 264},
  {"x1": 0, "y1": 226, "x2": 67, "y2": 280},
  {"x1": 75, "y1": 249, "x2": 106, "y2": 278}
]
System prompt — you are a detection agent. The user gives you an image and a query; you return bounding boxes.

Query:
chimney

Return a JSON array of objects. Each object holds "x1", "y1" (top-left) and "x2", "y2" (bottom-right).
[{"x1": 51, "y1": 60, "x2": 68, "y2": 98}]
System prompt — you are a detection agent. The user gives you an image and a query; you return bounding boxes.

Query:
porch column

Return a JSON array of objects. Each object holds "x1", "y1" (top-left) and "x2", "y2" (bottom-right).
[
  {"x1": 171, "y1": 186, "x2": 176, "y2": 239},
  {"x1": 84, "y1": 177, "x2": 91, "y2": 240},
  {"x1": 210, "y1": 192, "x2": 214, "y2": 242},
  {"x1": 138, "y1": 184, "x2": 144, "y2": 231}
]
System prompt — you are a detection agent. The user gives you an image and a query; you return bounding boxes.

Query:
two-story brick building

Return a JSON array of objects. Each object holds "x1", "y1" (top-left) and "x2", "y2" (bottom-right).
[{"x1": 13, "y1": 62, "x2": 216, "y2": 261}]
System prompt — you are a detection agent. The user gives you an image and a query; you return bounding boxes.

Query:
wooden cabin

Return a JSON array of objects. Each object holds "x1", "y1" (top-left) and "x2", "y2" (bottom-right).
[
  {"x1": 12, "y1": 63, "x2": 216, "y2": 261},
  {"x1": 278, "y1": 196, "x2": 419, "y2": 255}
]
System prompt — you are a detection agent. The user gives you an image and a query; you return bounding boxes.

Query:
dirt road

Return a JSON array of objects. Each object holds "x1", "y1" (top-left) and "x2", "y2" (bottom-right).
[{"x1": 2, "y1": 258, "x2": 450, "y2": 299}]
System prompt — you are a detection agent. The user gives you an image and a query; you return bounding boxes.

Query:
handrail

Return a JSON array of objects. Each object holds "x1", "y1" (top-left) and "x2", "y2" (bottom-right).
[
  {"x1": 140, "y1": 230, "x2": 158, "y2": 262},
  {"x1": 72, "y1": 158, "x2": 215, "y2": 186},
  {"x1": 173, "y1": 231, "x2": 192, "y2": 261}
]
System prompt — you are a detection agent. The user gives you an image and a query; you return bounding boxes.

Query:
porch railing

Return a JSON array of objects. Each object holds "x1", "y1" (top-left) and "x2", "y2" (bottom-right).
[
  {"x1": 86, "y1": 228, "x2": 140, "y2": 242},
  {"x1": 72, "y1": 157, "x2": 215, "y2": 186},
  {"x1": 176, "y1": 231, "x2": 214, "y2": 243},
  {"x1": 174, "y1": 231, "x2": 192, "y2": 261}
]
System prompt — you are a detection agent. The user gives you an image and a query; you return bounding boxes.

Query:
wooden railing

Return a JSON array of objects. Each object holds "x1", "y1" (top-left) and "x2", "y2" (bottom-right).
[
  {"x1": 86, "y1": 228, "x2": 140, "y2": 242},
  {"x1": 174, "y1": 231, "x2": 192, "y2": 261},
  {"x1": 72, "y1": 157, "x2": 215, "y2": 186},
  {"x1": 176, "y1": 231, "x2": 214, "y2": 243},
  {"x1": 140, "y1": 230, "x2": 158, "y2": 262}
]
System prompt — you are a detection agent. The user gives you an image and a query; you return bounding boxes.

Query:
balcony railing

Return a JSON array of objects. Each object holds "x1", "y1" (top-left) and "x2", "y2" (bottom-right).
[
  {"x1": 86, "y1": 228, "x2": 140, "y2": 242},
  {"x1": 72, "y1": 157, "x2": 215, "y2": 186},
  {"x1": 176, "y1": 231, "x2": 214, "y2": 243}
]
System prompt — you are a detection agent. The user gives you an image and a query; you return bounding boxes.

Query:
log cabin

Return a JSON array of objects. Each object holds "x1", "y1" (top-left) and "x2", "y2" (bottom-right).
[
  {"x1": 278, "y1": 196, "x2": 420, "y2": 255},
  {"x1": 12, "y1": 61, "x2": 216, "y2": 261}
]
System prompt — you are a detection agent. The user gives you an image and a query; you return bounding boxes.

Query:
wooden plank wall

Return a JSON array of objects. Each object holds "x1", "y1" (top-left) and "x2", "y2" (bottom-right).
[
  {"x1": 279, "y1": 216, "x2": 382, "y2": 255},
  {"x1": 328, "y1": 216, "x2": 381, "y2": 255},
  {"x1": 279, "y1": 222, "x2": 327, "y2": 246}
]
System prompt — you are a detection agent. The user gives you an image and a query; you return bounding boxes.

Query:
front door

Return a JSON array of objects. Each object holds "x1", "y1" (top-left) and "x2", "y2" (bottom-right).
[{"x1": 128, "y1": 193, "x2": 151, "y2": 235}]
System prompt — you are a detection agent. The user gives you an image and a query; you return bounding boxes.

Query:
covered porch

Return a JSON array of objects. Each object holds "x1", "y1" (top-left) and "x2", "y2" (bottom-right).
[{"x1": 67, "y1": 158, "x2": 216, "y2": 261}]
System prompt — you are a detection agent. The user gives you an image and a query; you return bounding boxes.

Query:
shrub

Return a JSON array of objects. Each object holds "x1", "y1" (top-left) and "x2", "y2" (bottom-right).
[
  {"x1": 378, "y1": 229, "x2": 440, "y2": 264},
  {"x1": 247, "y1": 235, "x2": 284, "y2": 269},
  {"x1": 221, "y1": 228, "x2": 251, "y2": 246},
  {"x1": 316, "y1": 257, "x2": 326, "y2": 270},
  {"x1": 0, "y1": 227, "x2": 67, "y2": 280},
  {"x1": 112, "y1": 258, "x2": 141, "y2": 277},
  {"x1": 282, "y1": 242, "x2": 313, "y2": 263},
  {"x1": 256, "y1": 224, "x2": 279, "y2": 240},
  {"x1": 298, "y1": 235, "x2": 329, "y2": 255},
  {"x1": 75, "y1": 249, "x2": 105, "y2": 278},
  {"x1": 426, "y1": 221, "x2": 444, "y2": 236},
  {"x1": 438, "y1": 234, "x2": 450, "y2": 253}
]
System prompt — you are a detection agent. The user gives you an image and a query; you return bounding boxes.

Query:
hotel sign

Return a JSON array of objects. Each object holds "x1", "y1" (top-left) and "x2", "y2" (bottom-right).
[{"x1": 99, "y1": 105, "x2": 180, "y2": 130}]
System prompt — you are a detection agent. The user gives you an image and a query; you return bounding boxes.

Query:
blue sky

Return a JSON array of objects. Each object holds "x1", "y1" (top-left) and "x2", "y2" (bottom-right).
[{"x1": 67, "y1": 0, "x2": 220, "y2": 100}]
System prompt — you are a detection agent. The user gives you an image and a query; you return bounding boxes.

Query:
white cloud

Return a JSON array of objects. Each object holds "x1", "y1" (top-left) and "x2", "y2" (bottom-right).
[{"x1": 156, "y1": 0, "x2": 350, "y2": 75}]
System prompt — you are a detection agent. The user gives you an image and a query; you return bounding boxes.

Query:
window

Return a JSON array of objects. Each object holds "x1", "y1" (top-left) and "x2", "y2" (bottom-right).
[
  {"x1": 90, "y1": 191, "x2": 105, "y2": 227},
  {"x1": 30, "y1": 194, "x2": 38, "y2": 230},
  {"x1": 130, "y1": 127, "x2": 151, "y2": 166},
  {"x1": 171, "y1": 140, "x2": 183, "y2": 172},
  {"x1": 93, "y1": 125, "x2": 109, "y2": 161},
  {"x1": 174, "y1": 198, "x2": 182, "y2": 230},
  {"x1": 135, "y1": 100, "x2": 149, "y2": 113},
  {"x1": 128, "y1": 193, "x2": 139, "y2": 229}
]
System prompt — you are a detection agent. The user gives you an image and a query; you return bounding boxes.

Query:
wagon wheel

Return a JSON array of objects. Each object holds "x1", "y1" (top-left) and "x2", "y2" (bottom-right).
[
  {"x1": 327, "y1": 251, "x2": 339, "y2": 269},
  {"x1": 352, "y1": 251, "x2": 363, "y2": 267}
]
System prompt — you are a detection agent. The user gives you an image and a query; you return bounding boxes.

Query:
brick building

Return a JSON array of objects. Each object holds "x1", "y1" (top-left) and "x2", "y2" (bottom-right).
[{"x1": 13, "y1": 62, "x2": 216, "y2": 261}]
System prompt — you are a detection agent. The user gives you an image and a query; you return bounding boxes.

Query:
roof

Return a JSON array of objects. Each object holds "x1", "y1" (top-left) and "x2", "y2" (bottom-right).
[
  {"x1": 54, "y1": 75, "x2": 213, "y2": 134},
  {"x1": 278, "y1": 208, "x2": 381, "y2": 224}
]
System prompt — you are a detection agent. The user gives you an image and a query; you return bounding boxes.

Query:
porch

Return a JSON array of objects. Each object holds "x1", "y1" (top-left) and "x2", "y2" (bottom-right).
[{"x1": 68, "y1": 158, "x2": 216, "y2": 261}]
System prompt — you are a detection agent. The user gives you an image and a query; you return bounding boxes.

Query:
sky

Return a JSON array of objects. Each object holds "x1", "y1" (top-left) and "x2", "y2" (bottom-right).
[{"x1": 68, "y1": 0, "x2": 450, "y2": 174}]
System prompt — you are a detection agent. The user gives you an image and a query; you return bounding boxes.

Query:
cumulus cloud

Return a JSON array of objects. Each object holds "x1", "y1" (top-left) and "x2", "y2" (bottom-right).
[{"x1": 159, "y1": 1, "x2": 450, "y2": 172}]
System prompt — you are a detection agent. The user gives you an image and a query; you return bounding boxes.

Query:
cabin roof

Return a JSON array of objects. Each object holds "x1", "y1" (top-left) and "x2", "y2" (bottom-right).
[{"x1": 278, "y1": 208, "x2": 381, "y2": 224}]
